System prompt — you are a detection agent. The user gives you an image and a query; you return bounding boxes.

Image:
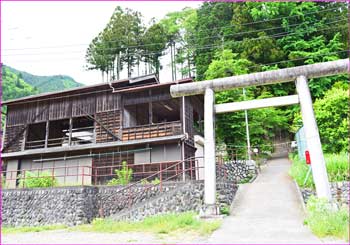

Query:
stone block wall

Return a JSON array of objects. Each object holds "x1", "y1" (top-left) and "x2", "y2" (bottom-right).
[
  {"x1": 114, "y1": 181, "x2": 238, "y2": 221},
  {"x1": 2, "y1": 181, "x2": 238, "y2": 227},
  {"x1": 217, "y1": 160, "x2": 257, "y2": 183},
  {"x1": 2, "y1": 187, "x2": 99, "y2": 227},
  {"x1": 301, "y1": 181, "x2": 349, "y2": 207},
  {"x1": 97, "y1": 182, "x2": 181, "y2": 217}
]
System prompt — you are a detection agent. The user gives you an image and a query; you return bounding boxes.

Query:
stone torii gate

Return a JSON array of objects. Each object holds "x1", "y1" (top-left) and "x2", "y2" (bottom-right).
[{"x1": 170, "y1": 59, "x2": 348, "y2": 215}]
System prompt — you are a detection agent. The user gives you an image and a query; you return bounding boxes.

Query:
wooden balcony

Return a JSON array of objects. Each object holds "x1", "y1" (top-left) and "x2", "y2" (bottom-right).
[{"x1": 122, "y1": 121, "x2": 182, "y2": 141}]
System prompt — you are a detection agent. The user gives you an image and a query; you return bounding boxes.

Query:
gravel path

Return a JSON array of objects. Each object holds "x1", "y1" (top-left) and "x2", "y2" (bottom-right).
[{"x1": 2, "y1": 230, "x2": 209, "y2": 244}]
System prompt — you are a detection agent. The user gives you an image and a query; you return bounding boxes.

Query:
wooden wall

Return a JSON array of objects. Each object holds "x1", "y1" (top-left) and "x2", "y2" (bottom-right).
[{"x1": 3, "y1": 85, "x2": 202, "y2": 155}]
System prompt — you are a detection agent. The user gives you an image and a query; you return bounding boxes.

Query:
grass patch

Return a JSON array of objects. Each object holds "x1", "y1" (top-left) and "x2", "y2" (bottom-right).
[
  {"x1": 305, "y1": 196, "x2": 349, "y2": 241},
  {"x1": 73, "y1": 212, "x2": 221, "y2": 236},
  {"x1": 289, "y1": 152, "x2": 349, "y2": 188},
  {"x1": 2, "y1": 224, "x2": 67, "y2": 234}
]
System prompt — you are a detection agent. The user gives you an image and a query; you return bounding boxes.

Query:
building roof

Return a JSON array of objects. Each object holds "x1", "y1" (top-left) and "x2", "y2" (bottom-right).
[{"x1": 2, "y1": 74, "x2": 193, "y2": 106}]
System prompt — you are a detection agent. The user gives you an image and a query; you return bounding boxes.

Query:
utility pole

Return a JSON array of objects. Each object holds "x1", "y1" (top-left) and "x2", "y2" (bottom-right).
[{"x1": 243, "y1": 88, "x2": 252, "y2": 161}]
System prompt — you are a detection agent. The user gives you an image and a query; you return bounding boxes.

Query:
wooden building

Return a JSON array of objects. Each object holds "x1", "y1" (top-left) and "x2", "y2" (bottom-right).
[{"x1": 1, "y1": 75, "x2": 204, "y2": 187}]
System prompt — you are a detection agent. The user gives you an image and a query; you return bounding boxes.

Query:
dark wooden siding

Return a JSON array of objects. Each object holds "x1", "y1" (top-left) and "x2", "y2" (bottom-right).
[
  {"x1": 3, "y1": 125, "x2": 25, "y2": 153},
  {"x1": 72, "y1": 95, "x2": 96, "y2": 117},
  {"x1": 123, "y1": 87, "x2": 171, "y2": 106},
  {"x1": 96, "y1": 92, "x2": 120, "y2": 112},
  {"x1": 49, "y1": 98, "x2": 72, "y2": 120},
  {"x1": 7, "y1": 105, "x2": 26, "y2": 126}
]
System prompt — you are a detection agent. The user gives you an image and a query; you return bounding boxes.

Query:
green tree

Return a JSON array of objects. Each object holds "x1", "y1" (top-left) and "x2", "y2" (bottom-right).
[
  {"x1": 141, "y1": 21, "x2": 168, "y2": 77},
  {"x1": 193, "y1": 2, "x2": 234, "y2": 80},
  {"x1": 205, "y1": 50, "x2": 288, "y2": 152},
  {"x1": 86, "y1": 7, "x2": 144, "y2": 80},
  {"x1": 293, "y1": 82, "x2": 349, "y2": 153},
  {"x1": 159, "y1": 7, "x2": 197, "y2": 78}
]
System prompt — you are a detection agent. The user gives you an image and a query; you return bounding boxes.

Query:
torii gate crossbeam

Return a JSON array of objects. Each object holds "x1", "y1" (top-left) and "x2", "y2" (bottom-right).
[{"x1": 170, "y1": 59, "x2": 349, "y2": 216}]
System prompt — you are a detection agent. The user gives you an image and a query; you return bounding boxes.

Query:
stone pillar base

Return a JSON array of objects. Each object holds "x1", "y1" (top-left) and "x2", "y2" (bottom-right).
[{"x1": 199, "y1": 204, "x2": 222, "y2": 219}]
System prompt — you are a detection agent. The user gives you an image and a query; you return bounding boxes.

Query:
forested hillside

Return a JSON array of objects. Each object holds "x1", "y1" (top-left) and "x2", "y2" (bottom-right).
[
  {"x1": 86, "y1": 2, "x2": 348, "y2": 153},
  {"x1": 2, "y1": 66, "x2": 38, "y2": 102},
  {"x1": 1, "y1": 65, "x2": 82, "y2": 126},
  {"x1": 4, "y1": 65, "x2": 82, "y2": 93}
]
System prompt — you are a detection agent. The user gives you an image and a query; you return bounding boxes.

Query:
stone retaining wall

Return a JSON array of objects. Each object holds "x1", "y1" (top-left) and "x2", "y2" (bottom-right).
[
  {"x1": 2, "y1": 181, "x2": 238, "y2": 227},
  {"x1": 114, "y1": 181, "x2": 238, "y2": 221},
  {"x1": 301, "y1": 181, "x2": 349, "y2": 207},
  {"x1": 217, "y1": 160, "x2": 257, "y2": 183},
  {"x1": 97, "y1": 182, "x2": 181, "y2": 217},
  {"x1": 2, "y1": 187, "x2": 99, "y2": 227}
]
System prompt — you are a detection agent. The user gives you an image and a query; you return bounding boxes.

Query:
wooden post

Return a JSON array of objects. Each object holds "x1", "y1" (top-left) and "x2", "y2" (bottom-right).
[
  {"x1": 69, "y1": 117, "x2": 73, "y2": 146},
  {"x1": 45, "y1": 121, "x2": 49, "y2": 148}
]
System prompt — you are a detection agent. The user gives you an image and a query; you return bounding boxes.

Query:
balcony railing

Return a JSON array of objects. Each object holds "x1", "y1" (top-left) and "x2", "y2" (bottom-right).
[
  {"x1": 23, "y1": 121, "x2": 182, "y2": 150},
  {"x1": 122, "y1": 121, "x2": 182, "y2": 141}
]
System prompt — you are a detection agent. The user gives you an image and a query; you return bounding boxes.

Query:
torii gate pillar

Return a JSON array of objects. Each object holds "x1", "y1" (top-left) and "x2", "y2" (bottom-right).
[
  {"x1": 203, "y1": 87, "x2": 218, "y2": 215},
  {"x1": 296, "y1": 75, "x2": 332, "y2": 200}
]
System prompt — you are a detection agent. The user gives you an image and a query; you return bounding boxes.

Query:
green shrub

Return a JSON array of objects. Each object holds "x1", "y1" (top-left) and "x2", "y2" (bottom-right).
[
  {"x1": 151, "y1": 178, "x2": 160, "y2": 185},
  {"x1": 220, "y1": 204, "x2": 230, "y2": 215},
  {"x1": 289, "y1": 152, "x2": 349, "y2": 188},
  {"x1": 305, "y1": 196, "x2": 349, "y2": 241},
  {"x1": 107, "y1": 161, "x2": 133, "y2": 186},
  {"x1": 1, "y1": 173, "x2": 7, "y2": 189},
  {"x1": 141, "y1": 179, "x2": 150, "y2": 185},
  {"x1": 18, "y1": 171, "x2": 57, "y2": 188}
]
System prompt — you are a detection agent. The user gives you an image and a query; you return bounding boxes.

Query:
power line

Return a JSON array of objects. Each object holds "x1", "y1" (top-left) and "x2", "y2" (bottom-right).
[
  {"x1": 3, "y1": 6, "x2": 346, "y2": 52},
  {"x1": 3, "y1": 51, "x2": 348, "y2": 105},
  {"x1": 5, "y1": 24, "x2": 347, "y2": 63},
  {"x1": 3, "y1": 16, "x2": 347, "y2": 57}
]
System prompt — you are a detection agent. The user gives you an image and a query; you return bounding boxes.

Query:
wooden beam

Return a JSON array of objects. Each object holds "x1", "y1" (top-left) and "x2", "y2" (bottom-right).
[{"x1": 215, "y1": 95, "x2": 299, "y2": 114}]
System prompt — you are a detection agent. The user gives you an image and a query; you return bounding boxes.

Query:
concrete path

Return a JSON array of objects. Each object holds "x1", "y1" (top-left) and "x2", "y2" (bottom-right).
[{"x1": 208, "y1": 157, "x2": 341, "y2": 244}]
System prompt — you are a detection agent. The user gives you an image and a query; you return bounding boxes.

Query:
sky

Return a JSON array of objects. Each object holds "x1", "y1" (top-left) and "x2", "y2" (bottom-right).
[{"x1": 1, "y1": 1, "x2": 202, "y2": 85}]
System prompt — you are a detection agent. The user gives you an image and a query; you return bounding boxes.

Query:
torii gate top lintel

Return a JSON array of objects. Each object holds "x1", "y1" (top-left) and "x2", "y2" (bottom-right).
[{"x1": 170, "y1": 58, "x2": 348, "y2": 98}]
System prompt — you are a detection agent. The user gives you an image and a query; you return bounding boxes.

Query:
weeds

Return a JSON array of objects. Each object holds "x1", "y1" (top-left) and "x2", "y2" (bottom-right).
[
  {"x1": 18, "y1": 171, "x2": 57, "y2": 188},
  {"x1": 2, "y1": 224, "x2": 67, "y2": 234},
  {"x1": 289, "y1": 152, "x2": 349, "y2": 188},
  {"x1": 305, "y1": 196, "x2": 349, "y2": 241},
  {"x1": 107, "y1": 161, "x2": 133, "y2": 186},
  {"x1": 74, "y1": 212, "x2": 221, "y2": 235}
]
